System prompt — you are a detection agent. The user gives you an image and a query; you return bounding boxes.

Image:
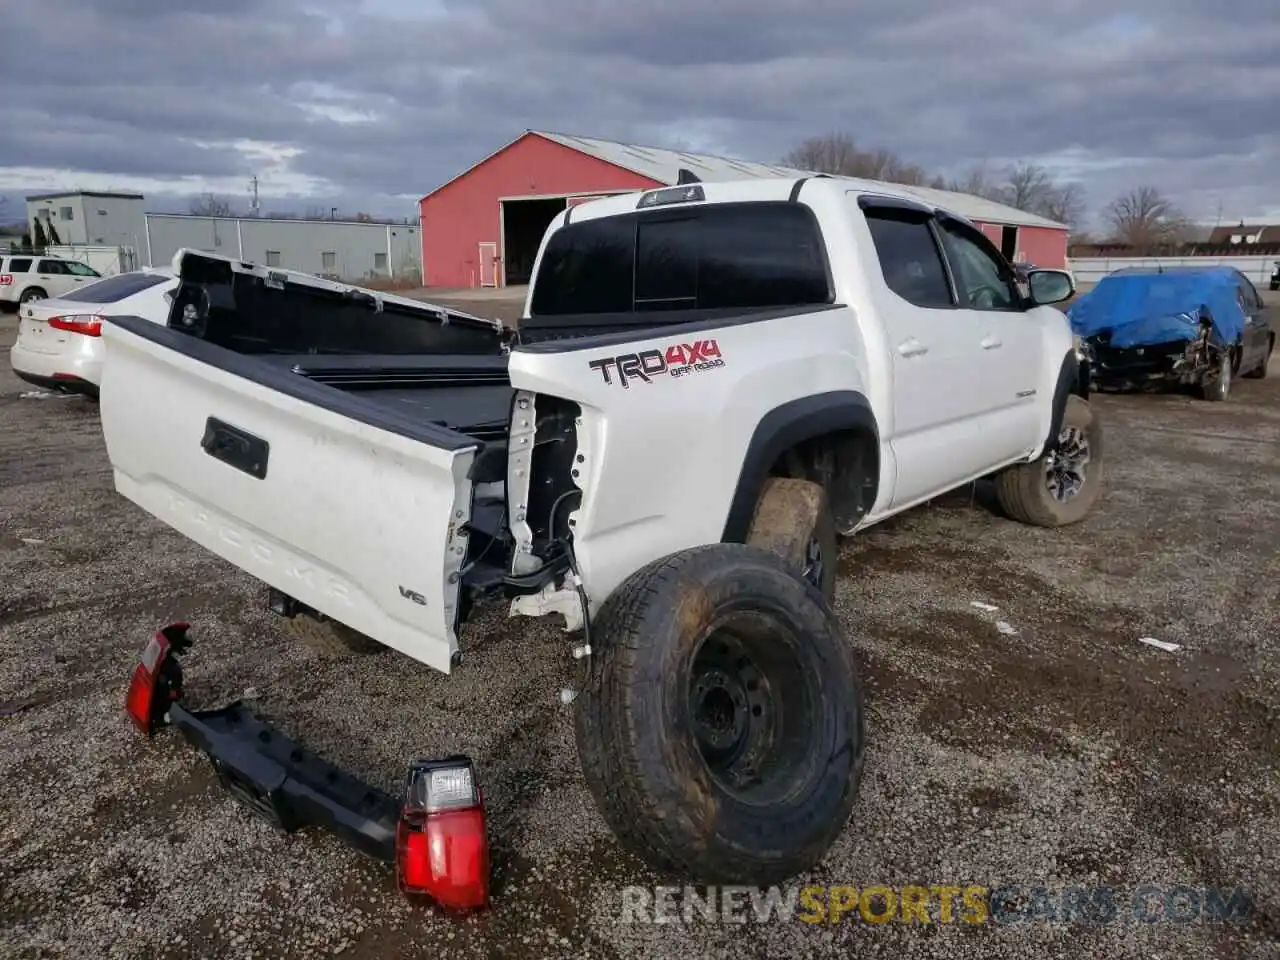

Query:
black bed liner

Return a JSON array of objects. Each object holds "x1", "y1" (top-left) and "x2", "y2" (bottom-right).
[{"x1": 107, "y1": 314, "x2": 499, "y2": 452}]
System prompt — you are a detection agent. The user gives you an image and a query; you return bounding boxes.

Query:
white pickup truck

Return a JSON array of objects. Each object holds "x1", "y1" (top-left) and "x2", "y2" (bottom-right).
[{"x1": 102, "y1": 175, "x2": 1102, "y2": 892}]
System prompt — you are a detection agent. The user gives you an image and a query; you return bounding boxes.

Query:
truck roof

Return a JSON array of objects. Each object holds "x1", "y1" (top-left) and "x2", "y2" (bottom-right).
[{"x1": 564, "y1": 175, "x2": 989, "y2": 233}]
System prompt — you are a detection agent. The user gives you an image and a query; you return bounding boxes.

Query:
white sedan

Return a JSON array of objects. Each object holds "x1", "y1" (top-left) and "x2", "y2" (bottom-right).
[{"x1": 10, "y1": 267, "x2": 178, "y2": 397}]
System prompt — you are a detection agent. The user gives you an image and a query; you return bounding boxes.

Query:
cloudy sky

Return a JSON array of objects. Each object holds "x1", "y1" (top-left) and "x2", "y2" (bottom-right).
[{"x1": 2, "y1": 0, "x2": 1278, "y2": 230}]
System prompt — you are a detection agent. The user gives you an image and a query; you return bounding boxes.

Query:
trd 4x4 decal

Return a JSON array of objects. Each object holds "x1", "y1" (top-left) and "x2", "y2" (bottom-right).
[{"x1": 588, "y1": 339, "x2": 725, "y2": 388}]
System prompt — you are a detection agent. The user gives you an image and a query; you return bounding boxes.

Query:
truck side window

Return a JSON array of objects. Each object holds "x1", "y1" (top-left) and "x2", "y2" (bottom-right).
[
  {"x1": 863, "y1": 211, "x2": 954, "y2": 309},
  {"x1": 935, "y1": 220, "x2": 1020, "y2": 311}
]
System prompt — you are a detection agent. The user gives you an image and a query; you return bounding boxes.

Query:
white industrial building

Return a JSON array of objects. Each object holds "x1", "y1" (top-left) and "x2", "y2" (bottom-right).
[
  {"x1": 22, "y1": 192, "x2": 422, "y2": 283},
  {"x1": 145, "y1": 214, "x2": 421, "y2": 282},
  {"x1": 26, "y1": 191, "x2": 148, "y2": 250}
]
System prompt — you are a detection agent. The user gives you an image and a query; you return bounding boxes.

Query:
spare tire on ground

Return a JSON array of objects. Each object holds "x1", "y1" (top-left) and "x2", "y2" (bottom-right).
[{"x1": 574, "y1": 542, "x2": 865, "y2": 885}]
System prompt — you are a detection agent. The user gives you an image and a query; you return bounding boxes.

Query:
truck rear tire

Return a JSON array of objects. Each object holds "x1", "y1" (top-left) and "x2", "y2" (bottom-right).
[
  {"x1": 282, "y1": 615, "x2": 382, "y2": 657},
  {"x1": 994, "y1": 395, "x2": 1104, "y2": 527},
  {"x1": 745, "y1": 477, "x2": 838, "y2": 602},
  {"x1": 574, "y1": 543, "x2": 865, "y2": 885}
]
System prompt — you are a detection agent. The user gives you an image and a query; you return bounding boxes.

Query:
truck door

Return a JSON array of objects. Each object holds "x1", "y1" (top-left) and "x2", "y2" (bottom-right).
[
  {"x1": 858, "y1": 202, "x2": 991, "y2": 507},
  {"x1": 934, "y1": 216, "x2": 1043, "y2": 463}
]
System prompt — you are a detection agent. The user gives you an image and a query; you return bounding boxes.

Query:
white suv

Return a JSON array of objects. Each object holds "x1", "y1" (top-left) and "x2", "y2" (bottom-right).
[{"x1": 0, "y1": 254, "x2": 102, "y2": 307}]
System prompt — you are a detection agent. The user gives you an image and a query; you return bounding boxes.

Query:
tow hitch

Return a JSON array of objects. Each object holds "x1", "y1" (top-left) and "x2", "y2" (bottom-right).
[{"x1": 124, "y1": 623, "x2": 490, "y2": 911}]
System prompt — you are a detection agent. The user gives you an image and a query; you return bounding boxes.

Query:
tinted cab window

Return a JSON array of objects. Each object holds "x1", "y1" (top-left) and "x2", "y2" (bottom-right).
[
  {"x1": 862, "y1": 209, "x2": 954, "y2": 309},
  {"x1": 3, "y1": 258, "x2": 32, "y2": 273},
  {"x1": 530, "y1": 202, "x2": 831, "y2": 316}
]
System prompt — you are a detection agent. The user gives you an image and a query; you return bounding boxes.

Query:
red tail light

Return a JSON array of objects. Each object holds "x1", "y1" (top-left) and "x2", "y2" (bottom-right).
[
  {"x1": 0, "y1": 275, "x2": 12, "y2": 286},
  {"x1": 49, "y1": 314, "x2": 105, "y2": 337},
  {"x1": 125, "y1": 622, "x2": 190, "y2": 735},
  {"x1": 396, "y1": 757, "x2": 490, "y2": 910}
]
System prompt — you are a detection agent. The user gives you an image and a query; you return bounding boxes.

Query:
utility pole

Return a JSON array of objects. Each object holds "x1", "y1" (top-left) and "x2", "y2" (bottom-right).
[{"x1": 249, "y1": 175, "x2": 260, "y2": 217}]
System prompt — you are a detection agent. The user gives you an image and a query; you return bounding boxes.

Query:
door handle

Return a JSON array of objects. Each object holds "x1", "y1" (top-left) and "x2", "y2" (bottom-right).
[
  {"x1": 897, "y1": 338, "x2": 929, "y2": 358},
  {"x1": 981, "y1": 335, "x2": 1003, "y2": 350},
  {"x1": 201, "y1": 417, "x2": 270, "y2": 480}
]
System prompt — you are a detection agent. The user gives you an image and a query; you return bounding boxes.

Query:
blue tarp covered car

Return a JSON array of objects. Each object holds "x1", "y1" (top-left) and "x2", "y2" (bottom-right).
[
  {"x1": 1067, "y1": 266, "x2": 1253, "y2": 400},
  {"x1": 1067, "y1": 265, "x2": 1246, "y2": 348}
]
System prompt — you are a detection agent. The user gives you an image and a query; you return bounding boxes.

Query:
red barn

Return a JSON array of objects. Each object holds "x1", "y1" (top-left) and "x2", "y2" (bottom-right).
[{"x1": 419, "y1": 130, "x2": 1069, "y2": 289}]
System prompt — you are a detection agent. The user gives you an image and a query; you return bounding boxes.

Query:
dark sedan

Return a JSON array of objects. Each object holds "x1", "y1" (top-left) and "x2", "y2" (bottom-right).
[{"x1": 1074, "y1": 265, "x2": 1273, "y2": 400}]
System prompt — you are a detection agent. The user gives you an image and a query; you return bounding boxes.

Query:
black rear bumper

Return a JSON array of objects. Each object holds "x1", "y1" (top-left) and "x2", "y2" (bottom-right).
[
  {"x1": 13, "y1": 370, "x2": 100, "y2": 398},
  {"x1": 170, "y1": 702, "x2": 399, "y2": 862}
]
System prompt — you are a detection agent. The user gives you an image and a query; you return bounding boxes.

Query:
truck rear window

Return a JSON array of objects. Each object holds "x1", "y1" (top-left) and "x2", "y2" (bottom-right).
[{"x1": 530, "y1": 201, "x2": 831, "y2": 316}]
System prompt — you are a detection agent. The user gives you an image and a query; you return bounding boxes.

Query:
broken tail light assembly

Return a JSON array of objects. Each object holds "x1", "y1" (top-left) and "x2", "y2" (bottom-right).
[
  {"x1": 125, "y1": 622, "x2": 190, "y2": 735},
  {"x1": 48, "y1": 314, "x2": 106, "y2": 337},
  {"x1": 123, "y1": 624, "x2": 490, "y2": 912},
  {"x1": 397, "y1": 758, "x2": 490, "y2": 910}
]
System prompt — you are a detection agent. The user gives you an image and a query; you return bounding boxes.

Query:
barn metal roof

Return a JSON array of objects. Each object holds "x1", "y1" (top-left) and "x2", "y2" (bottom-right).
[{"x1": 533, "y1": 130, "x2": 1066, "y2": 230}]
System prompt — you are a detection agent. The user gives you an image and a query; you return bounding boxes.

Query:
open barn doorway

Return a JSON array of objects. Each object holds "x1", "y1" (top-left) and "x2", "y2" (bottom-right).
[
  {"x1": 1000, "y1": 225, "x2": 1019, "y2": 262},
  {"x1": 501, "y1": 198, "x2": 568, "y2": 286}
]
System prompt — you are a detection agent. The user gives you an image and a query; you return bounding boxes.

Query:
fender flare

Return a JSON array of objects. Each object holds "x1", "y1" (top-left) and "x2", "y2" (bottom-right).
[
  {"x1": 721, "y1": 390, "x2": 879, "y2": 543},
  {"x1": 1043, "y1": 350, "x2": 1083, "y2": 454}
]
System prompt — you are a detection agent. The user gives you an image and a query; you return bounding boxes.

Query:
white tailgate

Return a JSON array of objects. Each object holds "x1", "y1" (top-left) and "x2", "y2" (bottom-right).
[{"x1": 99, "y1": 322, "x2": 477, "y2": 674}]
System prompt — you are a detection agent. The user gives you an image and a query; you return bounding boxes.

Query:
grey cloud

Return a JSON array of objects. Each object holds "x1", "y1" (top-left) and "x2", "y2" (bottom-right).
[{"x1": 2, "y1": 0, "x2": 1279, "y2": 224}]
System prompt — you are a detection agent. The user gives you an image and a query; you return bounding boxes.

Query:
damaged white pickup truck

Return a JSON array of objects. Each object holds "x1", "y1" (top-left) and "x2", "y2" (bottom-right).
[{"x1": 103, "y1": 175, "x2": 1103, "y2": 904}]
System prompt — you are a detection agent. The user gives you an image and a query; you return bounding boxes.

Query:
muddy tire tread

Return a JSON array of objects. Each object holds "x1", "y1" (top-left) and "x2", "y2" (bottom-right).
[
  {"x1": 575, "y1": 544, "x2": 864, "y2": 883},
  {"x1": 745, "y1": 477, "x2": 838, "y2": 603},
  {"x1": 576, "y1": 550, "x2": 695, "y2": 875}
]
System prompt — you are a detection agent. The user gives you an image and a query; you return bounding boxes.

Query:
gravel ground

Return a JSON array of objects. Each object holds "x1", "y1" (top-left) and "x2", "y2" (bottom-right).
[{"x1": 2, "y1": 300, "x2": 1279, "y2": 959}]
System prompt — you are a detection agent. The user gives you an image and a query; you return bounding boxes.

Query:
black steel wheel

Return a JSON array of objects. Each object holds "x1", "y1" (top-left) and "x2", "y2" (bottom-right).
[{"x1": 575, "y1": 543, "x2": 864, "y2": 884}]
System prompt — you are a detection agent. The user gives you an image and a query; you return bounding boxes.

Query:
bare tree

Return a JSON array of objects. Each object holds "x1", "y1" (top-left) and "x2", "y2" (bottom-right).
[
  {"x1": 1040, "y1": 182, "x2": 1087, "y2": 231},
  {"x1": 995, "y1": 162, "x2": 1088, "y2": 229},
  {"x1": 189, "y1": 193, "x2": 234, "y2": 217},
  {"x1": 1103, "y1": 186, "x2": 1187, "y2": 252},
  {"x1": 781, "y1": 133, "x2": 934, "y2": 186},
  {"x1": 945, "y1": 162, "x2": 1006, "y2": 203},
  {"x1": 782, "y1": 132, "x2": 863, "y2": 175},
  {"x1": 1001, "y1": 162, "x2": 1056, "y2": 212},
  {"x1": 782, "y1": 134, "x2": 1096, "y2": 228}
]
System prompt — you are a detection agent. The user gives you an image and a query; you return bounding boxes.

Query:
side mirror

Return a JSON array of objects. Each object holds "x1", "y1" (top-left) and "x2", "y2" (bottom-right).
[{"x1": 1026, "y1": 268, "x2": 1075, "y2": 306}]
